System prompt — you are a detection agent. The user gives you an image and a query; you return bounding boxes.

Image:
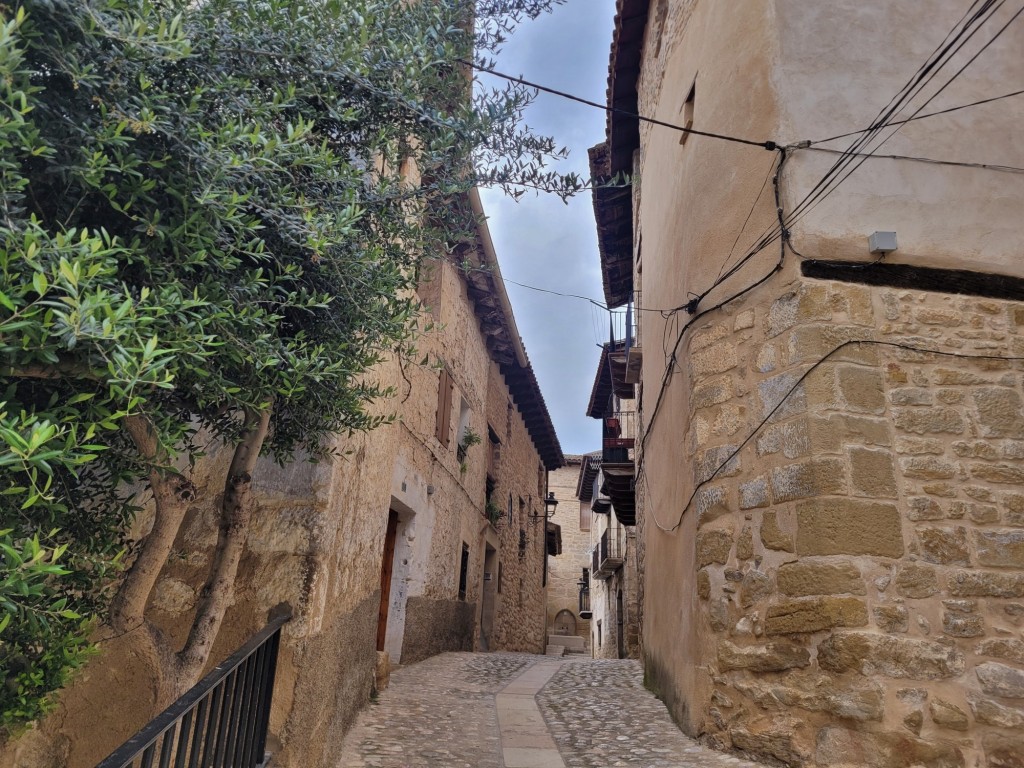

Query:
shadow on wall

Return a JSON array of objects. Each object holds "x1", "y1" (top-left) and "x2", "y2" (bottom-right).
[{"x1": 400, "y1": 597, "x2": 476, "y2": 664}]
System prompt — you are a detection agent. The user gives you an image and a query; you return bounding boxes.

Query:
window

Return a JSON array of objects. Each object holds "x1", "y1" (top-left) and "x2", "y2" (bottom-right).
[
  {"x1": 597, "y1": 620, "x2": 603, "y2": 649},
  {"x1": 487, "y1": 426, "x2": 501, "y2": 478},
  {"x1": 508, "y1": 494, "x2": 514, "y2": 526},
  {"x1": 678, "y1": 80, "x2": 696, "y2": 145},
  {"x1": 458, "y1": 542, "x2": 469, "y2": 601},
  {"x1": 497, "y1": 562, "x2": 503, "y2": 594},
  {"x1": 456, "y1": 398, "x2": 471, "y2": 462},
  {"x1": 435, "y1": 367, "x2": 454, "y2": 446}
]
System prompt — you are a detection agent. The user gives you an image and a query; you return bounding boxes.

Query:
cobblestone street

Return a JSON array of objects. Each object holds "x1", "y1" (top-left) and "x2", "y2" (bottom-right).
[{"x1": 337, "y1": 653, "x2": 764, "y2": 768}]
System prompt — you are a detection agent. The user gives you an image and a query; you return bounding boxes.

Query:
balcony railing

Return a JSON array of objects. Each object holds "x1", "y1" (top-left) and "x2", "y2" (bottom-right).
[
  {"x1": 602, "y1": 410, "x2": 636, "y2": 464},
  {"x1": 578, "y1": 585, "x2": 592, "y2": 619},
  {"x1": 592, "y1": 528, "x2": 624, "y2": 580},
  {"x1": 578, "y1": 567, "x2": 592, "y2": 619},
  {"x1": 95, "y1": 607, "x2": 291, "y2": 768}
]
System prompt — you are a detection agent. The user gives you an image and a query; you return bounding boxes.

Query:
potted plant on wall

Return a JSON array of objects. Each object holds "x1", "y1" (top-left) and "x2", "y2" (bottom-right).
[
  {"x1": 485, "y1": 500, "x2": 502, "y2": 526},
  {"x1": 458, "y1": 426, "x2": 481, "y2": 472}
]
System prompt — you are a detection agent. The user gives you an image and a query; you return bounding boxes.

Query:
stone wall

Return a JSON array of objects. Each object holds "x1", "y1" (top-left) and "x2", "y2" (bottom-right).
[
  {"x1": 400, "y1": 597, "x2": 476, "y2": 664},
  {"x1": 677, "y1": 277, "x2": 1024, "y2": 767},
  {"x1": 590, "y1": 528, "x2": 641, "y2": 661},
  {"x1": 485, "y1": 360, "x2": 550, "y2": 655},
  {"x1": 1, "y1": 245, "x2": 556, "y2": 766}
]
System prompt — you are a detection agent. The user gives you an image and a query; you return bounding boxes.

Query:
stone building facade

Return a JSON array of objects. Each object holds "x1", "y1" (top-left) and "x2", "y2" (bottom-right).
[
  {"x1": 546, "y1": 457, "x2": 592, "y2": 651},
  {"x1": 1, "y1": 189, "x2": 562, "y2": 768},
  {"x1": 582, "y1": 343, "x2": 642, "y2": 660},
  {"x1": 591, "y1": 1, "x2": 1024, "y2": 766}
]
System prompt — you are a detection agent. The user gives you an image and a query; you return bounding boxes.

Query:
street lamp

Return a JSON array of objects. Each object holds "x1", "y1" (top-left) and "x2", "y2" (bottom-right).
[
  {"x1": 530, "y1": 491, "x2": 559, "y2": 524},
  {"x1": 544, "y1": 491, "x2": 559, "y2": 518}
]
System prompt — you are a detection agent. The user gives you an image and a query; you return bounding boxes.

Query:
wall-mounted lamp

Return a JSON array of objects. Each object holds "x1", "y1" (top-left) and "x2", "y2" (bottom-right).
[{"x1": 529, "y1": 492, "x2": 559, "y2": 524}]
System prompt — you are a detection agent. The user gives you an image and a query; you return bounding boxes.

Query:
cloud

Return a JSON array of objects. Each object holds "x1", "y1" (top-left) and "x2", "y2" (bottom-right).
[{"x1": 479, "y1": 0, "x2": 618, "y2": 455}]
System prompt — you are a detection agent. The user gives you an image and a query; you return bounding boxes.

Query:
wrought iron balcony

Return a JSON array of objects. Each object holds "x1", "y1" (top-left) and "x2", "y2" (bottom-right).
[
  {"x1": 578, "y1": 568, "x2": 592, "y2": 619},
  {"x1": 602, "y1": 410, "x2": 636, "y2": 463},
  {"x1": 592, "y1": 528, "x2": 624, "y2": 580},
  {"x1": 578, "y1": 586, "x2": 592, "y2": 619}
]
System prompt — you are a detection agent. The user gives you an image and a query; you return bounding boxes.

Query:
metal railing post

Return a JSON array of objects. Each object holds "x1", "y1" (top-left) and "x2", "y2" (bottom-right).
[{"x1": 94, "y1": 605, "x2": 292, "y2": 768}]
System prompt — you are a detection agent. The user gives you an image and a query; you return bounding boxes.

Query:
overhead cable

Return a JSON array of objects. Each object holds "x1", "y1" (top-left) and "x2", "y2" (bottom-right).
[
  {"x1": 803, "y1": 145, "x2": 1024, "y2": 174},
  {"x1": 459, "y1": 58, "x2": 778, "y2": 150},
  {"x1": 811, "y1": 87, "x2": 1024, "y2": 144},
  {"x1": 644, "y1": 340, "x2": 1024, "y2": 533},
  {"x1": 786, "y1": 0, "x2": 1022, "y2": 227}
]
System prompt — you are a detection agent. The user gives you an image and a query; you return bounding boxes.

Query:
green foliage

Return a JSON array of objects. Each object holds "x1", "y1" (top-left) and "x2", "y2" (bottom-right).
[
  {"x1": 0, "y1": 531, "x2": 99, "y2": 728},
  {"x1": 459, "y1": 427, "x2": 482, "y2": 450},
  {"x1": 0, "y1": 0, "x2": 575, "y2": 729},
  {"x1": 485, "y1": 500, "x2": 502, "y2": 525}
]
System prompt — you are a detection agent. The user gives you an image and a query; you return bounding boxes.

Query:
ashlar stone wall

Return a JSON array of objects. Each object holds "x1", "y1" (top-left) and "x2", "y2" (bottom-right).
[{"x1": 686, "y1": 277, "x2": 1024, "y2": 768}]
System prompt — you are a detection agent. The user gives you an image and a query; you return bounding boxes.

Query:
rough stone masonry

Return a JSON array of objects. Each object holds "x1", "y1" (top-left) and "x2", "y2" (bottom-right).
[{"x1": 686, "y1": 278, "x2": 1024, "y2": 768}]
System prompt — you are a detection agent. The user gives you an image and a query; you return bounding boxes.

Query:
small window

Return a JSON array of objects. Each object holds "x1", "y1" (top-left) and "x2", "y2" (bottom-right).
[
  {"x1": 508, "y1": 493, "x2": 514, "y2": 526},
  {"x1": 458, "y1": 542, "x2": 469, "y2": 601},
  {"x1": 487, "y1": 426, "x2": 501, "y2": 478},
  {"x1": 435, "y1": 367, "x2": 454, "y2": 446},
  {"x1": 456, "y1": 398, "x2": 472, "y2": 462},
  {"x1": 597, "y1": 620, "x2": 603, "y2": 649},
  {"x1": 497, "y1": 562, "x2": 503, "y2": 594},
  {"x1": 679, "y1": 80, "x2": 695, "y2": 145}
]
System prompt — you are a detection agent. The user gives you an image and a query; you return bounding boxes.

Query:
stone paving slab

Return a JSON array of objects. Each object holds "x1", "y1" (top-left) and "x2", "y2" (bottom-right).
[
  {"x1": 336, "y1": 652, "x2": 766, "y2": 768},
  {"x1": 537, "y1": 659, "x2": 764, "y2": 768}
]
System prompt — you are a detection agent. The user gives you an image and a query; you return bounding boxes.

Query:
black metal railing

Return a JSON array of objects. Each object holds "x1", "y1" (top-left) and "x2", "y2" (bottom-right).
[
  {"x1": 577, "y1": 567, "x2": 591, "y2": 619},
  {"x1": 95, "y1": 606, "x2": 291, "y2": 768},
  {"x1": 593, "y1": 528, "x2": 624, "y2": 580}
]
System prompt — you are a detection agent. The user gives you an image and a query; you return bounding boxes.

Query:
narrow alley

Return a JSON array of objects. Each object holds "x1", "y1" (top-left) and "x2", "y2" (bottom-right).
[{"x1": 337, "y1": 653, "x2": 764, "y2": 768}]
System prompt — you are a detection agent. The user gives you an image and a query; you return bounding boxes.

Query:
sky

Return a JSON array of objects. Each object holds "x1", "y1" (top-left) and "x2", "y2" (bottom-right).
[{"x1": 479, "y1": 0, "x2": 619, "y2": 457}]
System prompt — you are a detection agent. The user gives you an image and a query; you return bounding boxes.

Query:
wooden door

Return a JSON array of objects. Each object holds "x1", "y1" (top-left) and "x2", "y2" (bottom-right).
[{"x1": 376, "y1": 510, "x2": 399, "y2": 652}]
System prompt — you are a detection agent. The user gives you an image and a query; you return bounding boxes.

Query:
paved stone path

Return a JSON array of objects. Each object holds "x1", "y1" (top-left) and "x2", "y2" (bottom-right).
[{"x1": 337, "y1": 653, "x2": 765, "y2": 768}]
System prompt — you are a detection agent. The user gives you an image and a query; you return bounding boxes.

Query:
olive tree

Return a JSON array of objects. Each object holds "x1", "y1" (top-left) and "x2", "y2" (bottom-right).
[{"x1": 0, "y1": 0, "x2": 576, "y2": 727}]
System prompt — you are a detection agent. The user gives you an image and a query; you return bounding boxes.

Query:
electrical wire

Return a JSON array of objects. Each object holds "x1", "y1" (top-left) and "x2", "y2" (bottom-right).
[
  {"x1": 811, "y1": 87, "x2": 1024, "y2": 144},
  {"x1": 712, "y1": 151, "x2": 781, "y2": 285},
  {"x1": 459, "y1": 58, "x2": 779, "y2": 151},
  {"x1": 464, "y1": 267, "x2": 691, "y2": 314},
  {"x1": 803, "y1": 145, "x2": 1024, "y2": 174},
  {"x1": 786, "y1": 0, "x2": 1022, "y2": 228},
  {"x1": 622, "y1": 2, "x2": 1024, "y2": 528},
  {"x1": 785, "y1": 0, "x2": 1007, "y2": 225},
  {"x1": 639, "y1": 149, "x2": 792, "y2": 460},
  {"x1": 643, "y1": 340, "x2": 1024, "y2": 534},
  {"x1": 710, "y1": 0, "x2": 1022, "y2": 291}
]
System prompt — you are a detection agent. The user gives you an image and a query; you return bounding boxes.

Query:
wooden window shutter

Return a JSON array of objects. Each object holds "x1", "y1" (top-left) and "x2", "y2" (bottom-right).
[{"x1": 435, "y1": 368, "x2": 454, "y2": 445}]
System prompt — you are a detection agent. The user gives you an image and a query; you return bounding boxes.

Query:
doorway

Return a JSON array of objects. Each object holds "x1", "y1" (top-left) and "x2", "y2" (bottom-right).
[
  {"x1": 616, "y1": 589, "x2": 625, "y2": 659},
  {"x1": 479, "y1": 544, "x2": 498, "y2": 650},
  {"x1": 376, "y1": 510, "x2": 399, "y2": 652}
]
